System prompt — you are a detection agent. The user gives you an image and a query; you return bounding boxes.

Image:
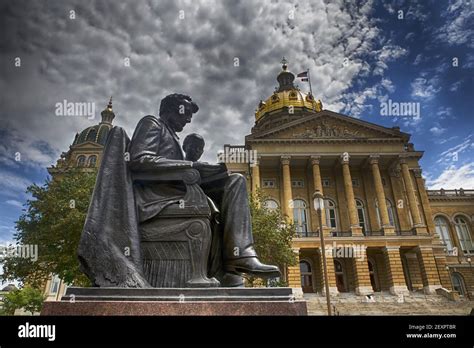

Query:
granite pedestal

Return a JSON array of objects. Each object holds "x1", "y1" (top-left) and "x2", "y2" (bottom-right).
[{"x1": 41, "y1": 287, "x2": 307, "y2": 316}]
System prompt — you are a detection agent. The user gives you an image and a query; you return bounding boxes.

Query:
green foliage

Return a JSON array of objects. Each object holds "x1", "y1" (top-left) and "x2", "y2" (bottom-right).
[
  {"x1": 1, "y1": 286, "x2": 45, "y2": 315},
  {"x1": 1, "y1": 169, "x2": 96, "y2": 287},
  {"x1": 247, "y1": 190, "x2": 297, "y2": 286}
]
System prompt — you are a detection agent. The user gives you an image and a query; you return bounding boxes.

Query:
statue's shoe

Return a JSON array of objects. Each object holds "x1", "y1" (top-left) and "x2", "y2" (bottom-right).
[
  {"x1": 225, "y1": 257, "x2": 281, "y2": 278},
  {"x1": 220, "y1": 273, "x2": 244, "y2": 287}
]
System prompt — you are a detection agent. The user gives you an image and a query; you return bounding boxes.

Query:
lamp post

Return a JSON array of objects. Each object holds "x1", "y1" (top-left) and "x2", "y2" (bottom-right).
[
  {"x1": 466, "y1": 257, "x2": 472, "y2": 300},
  {"x1": 313, "y1": 190, "x2": 332, "y2": 316}
]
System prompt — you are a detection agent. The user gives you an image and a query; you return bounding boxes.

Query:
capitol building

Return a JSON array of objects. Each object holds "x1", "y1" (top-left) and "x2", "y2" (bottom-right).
[{"x1": 223, "y1": 61, "x2": 474, "y2": 299}]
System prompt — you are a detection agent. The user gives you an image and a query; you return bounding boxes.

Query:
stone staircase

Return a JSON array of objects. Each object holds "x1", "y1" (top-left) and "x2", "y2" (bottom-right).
[{"x1": 304, "y1": 291, "x2": 474, "y2": 315}]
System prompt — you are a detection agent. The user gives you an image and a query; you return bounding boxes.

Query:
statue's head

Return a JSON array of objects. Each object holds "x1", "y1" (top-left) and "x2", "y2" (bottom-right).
[
  {"x1": 183, "y1": 133, "x2": 205, "y2": 162},
  {"x1": 159, "y1": 93, "x2": 199, "y2": 132}
]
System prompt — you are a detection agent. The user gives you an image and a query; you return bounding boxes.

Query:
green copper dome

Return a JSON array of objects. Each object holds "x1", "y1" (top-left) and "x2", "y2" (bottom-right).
[{"x1": 72, "y1": 97, "x2": 115, "y2": 146}]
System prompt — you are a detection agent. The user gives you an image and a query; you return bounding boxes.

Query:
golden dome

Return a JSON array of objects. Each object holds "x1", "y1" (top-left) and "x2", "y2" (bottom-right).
[{"x1": 255, "y1": 60, "x2": 322, "y2": 121}]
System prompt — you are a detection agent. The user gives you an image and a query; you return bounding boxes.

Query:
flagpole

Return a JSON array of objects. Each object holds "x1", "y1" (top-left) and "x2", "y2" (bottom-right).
[{"x1": 307, "y1": 68, "x2": 315, "y2": 111}]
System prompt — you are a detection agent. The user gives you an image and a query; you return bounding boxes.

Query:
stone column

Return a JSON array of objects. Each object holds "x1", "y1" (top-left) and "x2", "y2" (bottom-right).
[
  {"x1": 412, "y1": 168, "x2": 434, "y2": 235},
  {"x1": 399, "y1": 157, "x2": 423, "y2": 231},
  {"x1": 340, "y1": 153, "x2": 363, "y2": 236},
  {"x1": 416, "y1": 246, "x2": 442, "y2": 294},
  {"x1": 281, "y1": 155, "x2": 293, "y2": 222},
  {"x1": 311, "y1": 156, "x2": 327, "y2": 232},
  {"x1": 319, "y1": 248, "x2": 339, "y2": 296},
  {"x1": 389, "y1": 167, "x2": 411, "y2": 231},
  {"x1": 383, "y1": 246, "x2": 409, "y2": 295},
  {"x1": 251, "y1": 156, "x2": 260, "y2": 198},
  {"x1": 352, "y1": 249, "x2": 373, "y2": 295},
  {"x1": 287, "y1": 248, "x2": 302, "y2": 294},
  {"x1": 369, "y1": 155, "x2": 395, "y2": 235},
  {"x1": 434, "y1": 254, "x2": 453, "y2": 290}
]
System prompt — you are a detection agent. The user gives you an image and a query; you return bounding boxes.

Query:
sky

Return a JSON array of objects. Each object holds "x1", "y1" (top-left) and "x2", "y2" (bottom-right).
[{"x1": 0, "y1": 0, "x2": 473, "y2": 248}]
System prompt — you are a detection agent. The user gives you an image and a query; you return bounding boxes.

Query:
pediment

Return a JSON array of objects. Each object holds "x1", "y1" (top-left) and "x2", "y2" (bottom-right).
[
  {"x1": 248, "y1": 110, "x2": 409, "y2": 142},
  {"x1": 70, "y1": 141, "x2": 104, "y2": 150}
]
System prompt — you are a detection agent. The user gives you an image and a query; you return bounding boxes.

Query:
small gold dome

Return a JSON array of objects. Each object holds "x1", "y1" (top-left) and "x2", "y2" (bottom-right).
[{"x1": 255, "y1": 60, "x2": 322, "y2": 121}]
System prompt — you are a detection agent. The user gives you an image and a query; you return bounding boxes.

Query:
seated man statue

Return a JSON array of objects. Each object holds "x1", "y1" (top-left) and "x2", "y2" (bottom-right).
[
  {"x1": 78, "y1": 93, "x2": 279, "y2": 288},
  {"x1": 128, "y1": 94, "x2": 280, "y2": 284}
]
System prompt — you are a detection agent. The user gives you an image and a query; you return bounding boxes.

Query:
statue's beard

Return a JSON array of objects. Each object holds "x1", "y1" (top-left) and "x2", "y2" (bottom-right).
[{"x1": 167, "y1": 119, "x2": 186, "y2": 132}]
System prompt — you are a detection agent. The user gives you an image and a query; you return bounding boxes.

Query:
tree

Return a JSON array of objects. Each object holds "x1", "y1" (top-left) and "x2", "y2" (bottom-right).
[
  {"x1": 2, "y1": 286, "x2": 45, "y2": 315},
  {"x1": 1, "y1": 169, "x2": 96, "y2": 288},
  {"x1": 247, "y1": 190, "x2": 297, "y2": 286}
]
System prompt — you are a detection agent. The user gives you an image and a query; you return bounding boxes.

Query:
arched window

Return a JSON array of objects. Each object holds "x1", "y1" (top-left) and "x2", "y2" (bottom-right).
[
  {"x1": 451, "y1": 273, "x2": 466, "y2": 296},
  {"x1": 454, "y1": 216, "x2": 474, "y2": 254},
  {"x1": 76, "y1": 155, "x2": 86, "y2": 167},
  {"x1": 434, "y1": 216, "x2": 454, "y2": 252},
  {"x1": 325, "y1": 199, "x2": 338, "y2": 229},
  {"x1": 355, "y1": 199, "x2": 367, "y2": 234},
  {"x1": 376, "y1": 199, "x2": 397, "y2": 229},
  {"x1": 293, "y1": 199, "x2": 308, "y2": 234},
  {"x1": 300, "y1": 261, "x2": 313, "y2": 293},
  {"x1": 87, "y1": 155, "x2": 97, "y2": 168},
  {"x1": 263, "y1": 199, "x2": 278, "y2": 211}
]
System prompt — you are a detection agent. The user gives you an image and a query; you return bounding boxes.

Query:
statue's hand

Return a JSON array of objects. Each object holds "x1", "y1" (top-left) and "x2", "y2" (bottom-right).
[{"x1": 192, "y1": 162, "x2": 226, "y2": 178}]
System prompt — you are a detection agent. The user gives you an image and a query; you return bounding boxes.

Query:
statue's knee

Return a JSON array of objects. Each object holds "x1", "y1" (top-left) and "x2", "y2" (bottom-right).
[{"x1": 228, "y1": 173, "x2": 247, "y2": 187}]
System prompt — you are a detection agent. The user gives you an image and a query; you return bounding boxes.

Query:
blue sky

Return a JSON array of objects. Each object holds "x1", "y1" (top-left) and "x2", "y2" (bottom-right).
[{"x1": 0, "y1": 0, "x2": 473, "y2": 249}]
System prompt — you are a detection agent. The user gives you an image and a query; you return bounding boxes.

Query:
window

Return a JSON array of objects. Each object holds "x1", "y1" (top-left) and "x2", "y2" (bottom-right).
[
  {"x1": 292, "y1": 179, "x2": 304, "y2": 188},
  {"x1": 454, "y1": 216, "x2": 474, "y2": 254},
  {"x1": 293, "y1": 199, "x2": 308, "y2": 234},
  {"x1": 50, "y1": 274, "x2": 60, "y2": 294},
  {"x1": 325, "y1": 199, "x2": 338, "y2": 229},
  {"x1": 87, "y1": 155, "x2": 97, "y2": 167},
  {"x1": 76, "y1": 155, "x2": 86, "y2": 167},
  {"x1": 334, "y1": 259, "x2": 346, "y2": 292},
  {"x1": 355, "y1": 199, "x2": 367, "y2": 234},
  {"x1": 434, "y1": 216, "x2": 454, "y2": 252},
  {"x1": 263, "y1": 199, "x2": 278, "y2": 211},
  {"x1": 262, "y1": 179, "x2": 276, "y2": 188},
  {"x1": 352, "y1": 178, "x2": 360, "y2": 187},
  {"x1": 300, "y1": 261, "x2": 313, "y2": 292},
  {"x1": 375, "y1": 199, "x2": 397, "y2": 229},
  {"x1": 451, "y1": 273, "x2": 466, "y2": 296},
  {"x1": 322, "y1": 178, "x2": 331, "y2": 187}
]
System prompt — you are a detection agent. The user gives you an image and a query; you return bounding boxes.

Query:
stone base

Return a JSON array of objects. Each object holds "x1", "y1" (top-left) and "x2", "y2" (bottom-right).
[
  {"x1": 389, "y1": 285, "x2": 410, "y2": 295},
  {"x1": 322, "y1": 286, "x2": 339, "y2": 296},
  {"x1": 41, "y1": 287, "x2": 307, "y2": 316},
  {"x1": 355, "y1": 286, "x2": 373, "y2": 296},
  {"x1": 423, "y1": 284, "x2": 442, "y2": 295},
  {"x1": 413, "y1": 226, "x2": 428, "y2": 235},
  {"x1": 382, "y1": 226, "x2": 396, "y2": 235}
]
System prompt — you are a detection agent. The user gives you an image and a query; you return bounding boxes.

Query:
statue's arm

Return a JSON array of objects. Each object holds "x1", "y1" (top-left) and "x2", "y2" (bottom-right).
[{"x1": 128, "y1": 116, "x2": 193, "y2": 172}]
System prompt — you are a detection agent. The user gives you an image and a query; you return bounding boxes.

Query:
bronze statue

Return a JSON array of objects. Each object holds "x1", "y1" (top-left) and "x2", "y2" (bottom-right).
[{"x1": 78, "y1": 93, "x2": 280, "y2": 288}]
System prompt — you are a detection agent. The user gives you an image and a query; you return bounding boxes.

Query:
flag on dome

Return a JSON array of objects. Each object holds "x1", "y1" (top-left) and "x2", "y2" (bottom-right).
[{"x1": 297, "y1": 71, "x2": 308, "y2": 81}]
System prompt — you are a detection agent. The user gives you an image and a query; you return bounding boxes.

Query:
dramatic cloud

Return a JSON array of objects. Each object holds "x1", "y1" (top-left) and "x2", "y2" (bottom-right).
[
  {"x1": 411, "y1": 76, "x2": 441, "y2": 100},
  {"x1": 0, "y1": 0, "x2": 408, "y2": 167},
  {"x1": 436, "y1": 0, "x2": 474, "y2": 48},
  {"x1": 427, "y1": 163, "x2": 474, "y2": 189},
  {"x1": 429, "y1": 126, "x2": 446, "y2": 136}
]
